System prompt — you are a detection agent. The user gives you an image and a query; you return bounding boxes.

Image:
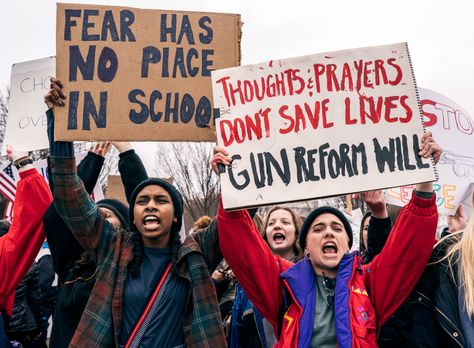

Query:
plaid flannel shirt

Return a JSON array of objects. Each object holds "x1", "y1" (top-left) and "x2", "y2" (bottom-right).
[{"x1": 51, "y1": 157, "x2": 226, "y2": 347}]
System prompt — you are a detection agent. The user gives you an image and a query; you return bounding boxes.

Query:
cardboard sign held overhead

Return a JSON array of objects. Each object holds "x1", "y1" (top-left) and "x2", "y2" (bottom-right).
[
  {"x1": 56, "y1": 3, "x2": 241, "y2": 142},
  {"x1": 385, "y1": 88, "x2": 474, "y2": 214},
  {"x1": 3, "y1": 57, "x2": 55, "y2": 153},
  {"x1": 212, "y1": 43, "x2": 437, "y2": 210}
]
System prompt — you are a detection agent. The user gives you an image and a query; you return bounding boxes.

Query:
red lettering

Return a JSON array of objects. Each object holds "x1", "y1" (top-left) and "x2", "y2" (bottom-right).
[
  {"x1": 384, "y1": 96, "x2": 399, "y2": 122},
  {"x1": 420, "y1": 99, "x2": 437, "y2": 127},
  {"x1": 321, "y1": 99, "x2": 332, "y2": 128},
  {"x1": 313, "y1": 64, "x2": 325, "y2": 93},
  {"x1": 215, "y1": 76, "x2": 232, "y2": 107},
  {"x1": 399, "y1": 95, "x2": 413, "y2": 123},
  {"x1": 326, "y1": 64, "x2": 340, "y2": 92},
  {"x1": 387, "y1": 58, "x2": 403, "y2": 85},
  {"x1": 341, "y1": 63, "x2": 354, "y2": 91},
  {"x1": 279, "y1": 105, "x2": 294, "y2": 134},
  {"x1": 219, "y1": 119, "x2": 234, "y2": 146},
  {"x1": 374, "y1": 59, "x2": 388, "y2": 85},
  {"x1": 345, "y1": 97, "x2": 357, "y2": 124},
  {"x1": 363, "y1": 61, "x2": 374, "y2": 88}
]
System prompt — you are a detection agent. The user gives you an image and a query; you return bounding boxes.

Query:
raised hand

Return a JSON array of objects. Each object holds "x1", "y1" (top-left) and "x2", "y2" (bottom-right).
[
  {"x1": 211, "y1": 146, "x2": 232, "y2": 175},
  {"x1": 111, "y1": 141, "x2": 132, "y2": 154},
  {"x1": 419, "y1": 131, "x2": 442, "y2": 164},
  {"x1": 361, "y1": 190, "x2": 388, "y2": 218},
  {"x1": 44, "y1": 78, "x2": 66, "y2": 109},
  {"x1": 89, "y1": 142, "x2": 111, "y2": 158}
]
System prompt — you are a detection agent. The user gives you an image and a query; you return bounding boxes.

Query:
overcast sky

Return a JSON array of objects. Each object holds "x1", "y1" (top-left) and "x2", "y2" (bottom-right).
[{"x1": 1, "y1": 0, "x2": 472, "y2": 115}]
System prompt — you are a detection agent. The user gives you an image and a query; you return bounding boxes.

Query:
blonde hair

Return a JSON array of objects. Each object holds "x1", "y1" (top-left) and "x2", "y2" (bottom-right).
[{"x1": 437, "y1": 193, "x2": 474, "y2": 317}]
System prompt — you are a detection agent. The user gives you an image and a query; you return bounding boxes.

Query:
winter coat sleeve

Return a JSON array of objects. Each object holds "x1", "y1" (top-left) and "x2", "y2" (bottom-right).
[
  {"x1": 364, "y1": 216, "x2": 392, "y2": 264},
  {"x1": 26, "y1": 263, "x2": 44, "y2": 333},
  {"x1": 217, "y1": 198, "x2": 286, "y2": 334},
  {"x1": 364, "y1": 192, "x2": 437, "y2": 328},
  {"x1": 118, "y1": 149, "x2": 148, "y2": 203},
  {"x1": 0, "y1": 169, "x2": 52, "y2": 315},
  {"x1": 190, "y1": 218, "x2": 223, "y2": 273},
  {"x1": 50, "y1": 156, "x2": 112, "y2": 263},
  {"x1": 77, "y1": 151, "x2": 105, "y2": 194},
  {"x1": 44, "y1": 151, "x2": 104, "y2": 281}
]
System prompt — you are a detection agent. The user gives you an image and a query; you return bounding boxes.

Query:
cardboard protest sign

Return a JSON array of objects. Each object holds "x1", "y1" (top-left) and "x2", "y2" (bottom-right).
[
  {"x1": 385, "y1": 88, "x2": 474, "y2": 214},
  {"x1": 212, "y1": 43, "x2": 437, "y2": 210},
  {"x1": 56, "y1": 3, "x2": 241, "y2": 142},
  {"x1": 105, "y1": 175, "x2": 126, "y2": 204},
  {"x1": 2, "y1": 57, "x2": 55, "y2": 153}
]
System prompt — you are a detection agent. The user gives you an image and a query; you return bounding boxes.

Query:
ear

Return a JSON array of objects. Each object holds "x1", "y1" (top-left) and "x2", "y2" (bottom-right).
[{"x1": 173, "y1": 217, "x2": 178, "y2": 223}]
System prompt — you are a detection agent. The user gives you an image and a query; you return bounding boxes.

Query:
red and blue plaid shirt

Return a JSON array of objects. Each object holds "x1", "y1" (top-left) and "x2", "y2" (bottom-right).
[{"x1": 51, "y1": 157, "x2": 226, "y2": 347}]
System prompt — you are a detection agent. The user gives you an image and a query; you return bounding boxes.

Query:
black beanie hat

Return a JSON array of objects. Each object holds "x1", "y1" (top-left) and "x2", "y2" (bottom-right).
[
  {"x1": 299, "y1": 206, "x2": 353, "y2": 251},
  {"x1": 97, "y1": 199, "x2": 131, "y2": 230},
  {"x1": 129, "y1": 178, "x2": 184, "y2": 233}
]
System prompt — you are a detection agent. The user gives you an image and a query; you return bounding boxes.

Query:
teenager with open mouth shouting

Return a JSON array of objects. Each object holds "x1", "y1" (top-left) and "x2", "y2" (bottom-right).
[{"x1": 213, "y1": 132, "x2": 441, "y2": 348}]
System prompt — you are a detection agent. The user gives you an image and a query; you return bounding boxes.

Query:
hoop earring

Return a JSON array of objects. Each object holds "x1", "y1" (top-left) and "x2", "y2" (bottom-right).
[{"x1": 304, "y1": 252, "x2": 311, "y2": 260}]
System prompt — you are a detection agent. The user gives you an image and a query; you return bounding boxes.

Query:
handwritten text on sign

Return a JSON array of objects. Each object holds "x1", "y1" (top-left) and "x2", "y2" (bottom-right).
[
  {"x1": 56, "y1": 3, "x2": 240, "y2": 141},
  {"x1": 212, "y1": 43, "x2": 437, "y2": 210}
]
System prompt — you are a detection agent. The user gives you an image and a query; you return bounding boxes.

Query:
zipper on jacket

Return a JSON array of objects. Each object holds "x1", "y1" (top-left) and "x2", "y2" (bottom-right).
[{"x1": 430, "y1": 301, "x2": 464, "y2": 347}]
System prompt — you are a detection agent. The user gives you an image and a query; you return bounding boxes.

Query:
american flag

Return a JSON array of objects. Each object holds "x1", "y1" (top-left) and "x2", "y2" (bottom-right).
[{"x1": 0, "y1": 163, "x2": 17, "y2": 219}]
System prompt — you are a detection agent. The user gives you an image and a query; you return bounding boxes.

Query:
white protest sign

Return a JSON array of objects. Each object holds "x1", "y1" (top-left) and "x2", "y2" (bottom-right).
[
  {"x1": 2, "y1": 57, "x2": 55, "y2": 153},
  {"x1": 10, "y1": 152, "x2": 104, "y2": 201},
  {"x1": 385, "y1": 88, "x2": 474, "y2": 214},
  {"x1": 212, "y1": 42, "x2": 437, "y2": 210}
]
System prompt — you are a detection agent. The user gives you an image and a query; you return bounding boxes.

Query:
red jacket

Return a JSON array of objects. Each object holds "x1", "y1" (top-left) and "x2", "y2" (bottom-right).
[
  {"x1": 218, "y1": 194, "x2": 437, "y2": 348},
  {"x1": 0, "y1": 169, "x2": 52, "y2": 315}
]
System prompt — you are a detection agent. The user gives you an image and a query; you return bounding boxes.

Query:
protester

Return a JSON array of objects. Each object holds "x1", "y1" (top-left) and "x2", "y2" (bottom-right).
[
  {"x1": 6, "y1": 263, "x2": 46, "y2": 348},
  {"x1": 45, "y1": 78, "x2": 226, "y2": 347},
  {"x1": 365, "y1": 197, "x2": 473, "y2": 347},
  {"x1": 359, "y1": 212, "x2": 371, "y2": 256},
  {"x1": 441, "y1": 204, "x2": 467, "y2": 238},
  {"x1": 0, "y1": 147, "x2": 52, "y2": 347},
  {"x1": 41, "y1": 132, "x2": 147, "y2": 347},
  {"x1": 214, "y1": 132, "x2": 441, "y2": 347},
  {"x1": 230, "y1": 206, "x2": 302, "y2": 348},
  {"x1": 35, "y1": 241, "x2": 57, "y2": 344}
]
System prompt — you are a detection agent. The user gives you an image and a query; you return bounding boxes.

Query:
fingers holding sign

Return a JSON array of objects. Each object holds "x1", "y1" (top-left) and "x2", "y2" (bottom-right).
[
  {"x1": 90, "y1": 142, "x2": 111, "y2": 158},
  {"x1": 44, "y1": 78, "x2": 66, "y2": 109},
  {"x1": 211, "y1": 146, "x2": 232, "y2": 175},
  {"x1": 419, "y1": 131, "x2": 442, "y2": 165}
]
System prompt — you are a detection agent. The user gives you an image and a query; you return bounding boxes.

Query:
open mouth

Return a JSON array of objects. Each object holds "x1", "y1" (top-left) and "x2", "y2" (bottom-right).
[
  {"x1": 273, "y1": 233, "x2": 286, "y2": 244},
  {"x1": 322, "y1": 242, "x2": 338, "y2": 255},
  {"x1": 143, "y1": 215, "x2": 161, "y2": 229}
]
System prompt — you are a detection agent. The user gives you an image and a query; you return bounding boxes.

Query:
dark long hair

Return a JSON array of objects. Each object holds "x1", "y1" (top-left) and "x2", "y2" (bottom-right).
[{"x1": 129, "y1": 223, "x2": 181, "y2": 278}]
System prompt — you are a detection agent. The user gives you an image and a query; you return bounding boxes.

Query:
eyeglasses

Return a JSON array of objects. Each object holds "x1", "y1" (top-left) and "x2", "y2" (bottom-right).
[{"x1": 323, "y1": 273, "x2": 335, "y2": 308}]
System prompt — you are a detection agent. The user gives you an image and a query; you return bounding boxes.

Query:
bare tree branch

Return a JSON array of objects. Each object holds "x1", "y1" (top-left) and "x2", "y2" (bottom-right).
[{"x1": 154, "y1": 142, "x2": 220, "y2": 226}]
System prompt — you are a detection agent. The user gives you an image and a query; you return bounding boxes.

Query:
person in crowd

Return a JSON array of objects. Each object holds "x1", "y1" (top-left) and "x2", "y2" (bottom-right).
[
  {"x1": 441, "y1": 204, "x2": 467, "y2": 238},
  {"x1": 45, "y1": 78, "x2": 226, "y2": 347},
  {"x1": 364, "y1": 196, "x2": 472, "y2": 347},
  {"x1": 0, "y1": 147, "x2": 52, "y2": 347},
  {"x1": 214, "y1": 132, "x2": 441, "y2": 347},
  {"x1": 359, "y1": 212, "x2": 371, "y2": 257},
  {"x1": 35, "y1": 241, "x2": 57, "y2": 344},
  {"x1": 41, "y1": 130, "x2": 147, "y2": 347},
  {"x1": 6, "y1": 262, "x2": 46, "y2": 348},
  {"x1": 230, "y1": 206, "x2": 302, "y2": 348}
]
